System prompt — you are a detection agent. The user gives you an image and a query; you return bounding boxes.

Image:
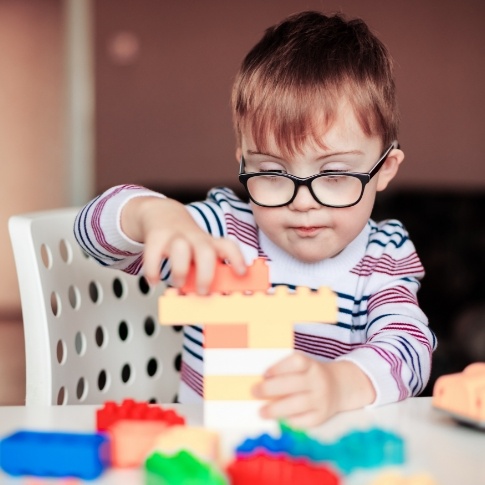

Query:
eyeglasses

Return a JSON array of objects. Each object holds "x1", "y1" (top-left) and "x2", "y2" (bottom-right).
[{"x1": 238, "y1": 141, "x2": 397, "y2": 208}]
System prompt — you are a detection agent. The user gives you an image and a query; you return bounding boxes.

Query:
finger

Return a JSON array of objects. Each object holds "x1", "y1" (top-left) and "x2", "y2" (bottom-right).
[
  {"x1": 143, "y1": 232, "x2": 170, "y2": 285},
  {"x1": 282, "y1": 410, "x2": 325, "y2": 429},
  {"x1": 213, "y1": 238, "x2": 247, "y2": 275},
  {"x1": 168, "y1": 237, "x2": 192, "y2": 288},
  {"x1": 263, "y1": 352, "x2": 310, "y2": 378},
  {"x1": 192, "y1": 243, "x2": 218, "y2": 295},
  {"x1": 259, "y1": 392, "x2": 312, "y2": 420},
  {"x1": 253, "y1": 371, "x2": 311, "y2": 399}
]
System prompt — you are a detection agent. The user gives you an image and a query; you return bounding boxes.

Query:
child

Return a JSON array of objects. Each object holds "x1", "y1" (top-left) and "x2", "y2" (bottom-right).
[{"x1": 75, "y1": 11, "x2": 436, "y2": 428}]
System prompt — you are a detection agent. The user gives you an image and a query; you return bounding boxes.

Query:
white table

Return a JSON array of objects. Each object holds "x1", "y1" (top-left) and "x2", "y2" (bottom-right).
[{"x1": 0, "y1": 398, "x2": 483, "y2": 484}]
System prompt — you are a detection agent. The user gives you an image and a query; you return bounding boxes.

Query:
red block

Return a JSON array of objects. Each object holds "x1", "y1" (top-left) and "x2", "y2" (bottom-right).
[
  {"x1": 226, "y1": 453, "x2": 340, "y2": 485},
  {"x1": 96, "y1": 399, "x2": 185, "y2": 431}
]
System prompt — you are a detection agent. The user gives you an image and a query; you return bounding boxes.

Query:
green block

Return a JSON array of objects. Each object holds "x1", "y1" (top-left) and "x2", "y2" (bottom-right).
[{"x1": 145, "y1": 450, "x2": 228, "y2": 485}]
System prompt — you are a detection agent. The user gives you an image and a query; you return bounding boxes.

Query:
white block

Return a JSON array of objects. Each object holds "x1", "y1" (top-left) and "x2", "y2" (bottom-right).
[
  {"x1": 204, "y1": 400, "x2": 279, "y2": 436},
  {"x1": 204, "y1": 348, "x2": 292, "y2": 375}
]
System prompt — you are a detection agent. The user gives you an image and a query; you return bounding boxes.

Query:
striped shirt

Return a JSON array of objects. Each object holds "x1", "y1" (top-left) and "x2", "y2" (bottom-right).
[{"x1": 74, "y1": 184, "x2": 437, "y2": 406}]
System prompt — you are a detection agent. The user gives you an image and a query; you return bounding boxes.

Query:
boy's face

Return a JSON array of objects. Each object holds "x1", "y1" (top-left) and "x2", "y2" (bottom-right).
[{"x1": 237, "y1": 101, "x2": 404, "y2": 263}]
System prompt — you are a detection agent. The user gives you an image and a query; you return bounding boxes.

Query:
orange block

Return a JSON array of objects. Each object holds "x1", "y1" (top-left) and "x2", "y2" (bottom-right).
[
  {"x1": 108, "y1": 420, "x2": 169, "y2": 468},
  {"x1": 204, "y1": 375, "x2": 261, "y2": 401},
  {"x1": 204, "y1": 324, "x2": 248, "y2": 348},
  {"x1": 433, "y1": 362, "x2": 485, "y2": 422},
  {"x1": 181, "y1": 258, "x2": 270, "y2": 294}
]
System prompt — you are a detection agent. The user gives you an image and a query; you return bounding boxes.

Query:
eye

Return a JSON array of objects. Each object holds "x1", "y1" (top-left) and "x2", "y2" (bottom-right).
[
  {"x1": 321, "y1": 169, "x2": 347, "y2": 175},
  {"x1": 260, "y1": 169, "x2": 286, "y2": 174}
]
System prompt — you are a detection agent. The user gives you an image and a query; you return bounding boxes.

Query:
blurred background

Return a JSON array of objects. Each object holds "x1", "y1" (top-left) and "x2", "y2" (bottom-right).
[{"x1": 1, "y1": 0, "x2": 484, "y2": 404}]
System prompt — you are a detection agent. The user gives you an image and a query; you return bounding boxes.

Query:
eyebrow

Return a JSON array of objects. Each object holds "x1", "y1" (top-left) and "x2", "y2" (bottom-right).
[{"x1": 245, "y1": 148, "x2": 365, "y2": 161}]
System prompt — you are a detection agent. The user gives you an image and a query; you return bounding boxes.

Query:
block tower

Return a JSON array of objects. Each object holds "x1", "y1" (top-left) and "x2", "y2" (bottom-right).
[{"x1": 158, "y1": 258, "x2": 337, "y2": 428}]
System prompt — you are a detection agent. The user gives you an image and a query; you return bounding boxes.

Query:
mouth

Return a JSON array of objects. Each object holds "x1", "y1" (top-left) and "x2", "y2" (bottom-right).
[{"x1": 292, "y1": 226, "x2": 326, "y2": 237}]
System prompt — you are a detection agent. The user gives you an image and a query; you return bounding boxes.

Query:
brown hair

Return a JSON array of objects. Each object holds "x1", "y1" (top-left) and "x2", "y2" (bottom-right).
[{"x1": 232, "y1": 11, "x2": 398, "y2": 157}]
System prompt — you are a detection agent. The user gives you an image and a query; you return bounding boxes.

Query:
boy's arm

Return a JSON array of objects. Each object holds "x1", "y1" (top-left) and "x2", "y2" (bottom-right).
[
  {"x1": 74, "y1": 184, "x2": 246, "y2": 293},
  {"x1": 254, "y1": 355, "x2": 376, "y2": 427},
  {"x1": 255, "y1": 221, "x2": 435, "y2": 427},
  {"x1": 121, "y1": 194, "x2": 245, "y2": 292}
]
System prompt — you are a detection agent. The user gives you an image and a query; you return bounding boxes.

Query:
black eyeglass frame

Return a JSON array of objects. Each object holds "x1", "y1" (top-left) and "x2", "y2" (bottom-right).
[{"x1": 238, "y1": 141, "x2": 398, "y2": 208}]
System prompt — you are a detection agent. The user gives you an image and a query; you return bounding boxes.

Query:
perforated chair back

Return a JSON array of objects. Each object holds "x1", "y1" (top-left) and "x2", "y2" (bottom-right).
[{"x1": 9, "y1": 208, "x2": 182, "y2": 405}]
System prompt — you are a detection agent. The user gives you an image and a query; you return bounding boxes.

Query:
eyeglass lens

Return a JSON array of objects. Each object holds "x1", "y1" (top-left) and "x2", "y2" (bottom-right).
[{"x1": 246, "y1": 174, "x2": 363, "y2": 207}]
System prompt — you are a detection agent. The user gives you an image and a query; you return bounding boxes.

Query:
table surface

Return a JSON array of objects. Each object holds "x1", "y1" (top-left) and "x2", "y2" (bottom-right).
[{"x1": 0, "y1": 397, "x2": 484, "y2": 485}]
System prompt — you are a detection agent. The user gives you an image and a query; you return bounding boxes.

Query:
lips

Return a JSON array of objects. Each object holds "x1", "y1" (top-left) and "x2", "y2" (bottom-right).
[{"x1": 292, "y1": 226, "x2": 324, "y2": 237}]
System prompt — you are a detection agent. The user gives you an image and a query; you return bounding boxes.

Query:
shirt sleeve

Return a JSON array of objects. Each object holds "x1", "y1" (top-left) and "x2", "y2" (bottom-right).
[
  {"x1": 73, "y1": 184, "x2": 234, "y2": 281},
  {"x1": 73, "y1": 184, "x2": 165, "y2": 275},
  {"x1": 336, "y1": 220, "x2": 437, "y2": 406}
]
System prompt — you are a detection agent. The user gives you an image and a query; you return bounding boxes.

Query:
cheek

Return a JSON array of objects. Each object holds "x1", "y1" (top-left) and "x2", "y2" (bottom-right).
[{"x1": 251, "y1": 205, "x2": 283, "y2": 233}]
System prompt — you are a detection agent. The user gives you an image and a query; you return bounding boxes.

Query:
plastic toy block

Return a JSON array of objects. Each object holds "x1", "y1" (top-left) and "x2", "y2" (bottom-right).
[
  {"x1": 205, "y1": 324, "x2": 248, "y2": 348},
  {"x1": 204, "y1": 375, "x2": 262, "y2": 400},
  {"x1": 0, "y1": 430, "x2": 110, "y2": 480},
  {"x1": 181, "y1": 258, "x2": 270, "y2": 294},
  {"x1": 108, "y1": 420, "x2": 171, "y2": 468},
  {"x1": 205, "y1": 348, "x2": 292, "y2": 375},
  {"x1": 96, "y1": 398, "x2": 185, "y2": 431},
  {"x1": 159, "y1": 286, "x2": 337, "y2": 349},
  {"x1": 226, "y1": 453, "x2": 341, "y2": 485},
  {"x1": 371, "y1": 471, "x2": 438, "y2": 485},
  {"x1": 204, "y1": 401, "x2": 279, "y2": 431},
  {"x1": 331, "y1": 427, "x2": 405, "y2": 474},
  {"x1": 145, "y1": 450, "x2": 228, "y2": 485},
  {"x1": 432, "y1": 362, "x2": 485, "y2": 428},
  {"x1": 154, "y1": 425, "x2": 220, "y2": 463},
  {"x1": 235, "y1": 423, "x2": 405, "y2": 475}
]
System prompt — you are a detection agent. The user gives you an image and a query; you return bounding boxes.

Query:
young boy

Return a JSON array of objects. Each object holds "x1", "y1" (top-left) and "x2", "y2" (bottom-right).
[{"x1": 75, "y1": 11, "x2": 436, "y2": 428}]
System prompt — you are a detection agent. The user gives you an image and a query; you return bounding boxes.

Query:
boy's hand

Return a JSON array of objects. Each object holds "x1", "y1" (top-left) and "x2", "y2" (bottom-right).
[
  {"x1": 252, "y1": 353, "x2": 376, "y2": 428},
  {"x1": 121, "y1": 196, "x2": 246, "y2": 294}
]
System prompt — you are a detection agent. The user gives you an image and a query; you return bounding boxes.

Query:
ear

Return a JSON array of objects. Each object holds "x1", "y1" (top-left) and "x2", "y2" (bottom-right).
[
  {"x1": 376, "y1": 148, "x2": 405, "y2": 192},
  {"x1": 235, "y1": 146, "x2": 242, "y2": 163}
]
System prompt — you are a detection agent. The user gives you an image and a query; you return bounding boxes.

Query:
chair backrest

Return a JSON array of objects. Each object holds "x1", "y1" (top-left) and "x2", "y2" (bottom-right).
[{"x1": 9, "y1": 208, "x2": 182, "y2": 406}]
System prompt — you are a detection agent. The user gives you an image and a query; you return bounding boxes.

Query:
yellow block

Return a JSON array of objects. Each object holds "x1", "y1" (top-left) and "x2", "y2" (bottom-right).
[
  {"x1": 159, "y1": 286, "x2": 337, "y2": 349},
  {"x1": 154, "y1": 425, "x2": 220, "y2": 464},
  {"x1": 204, "y1": 375, "x2": 262, "y2": 400}
]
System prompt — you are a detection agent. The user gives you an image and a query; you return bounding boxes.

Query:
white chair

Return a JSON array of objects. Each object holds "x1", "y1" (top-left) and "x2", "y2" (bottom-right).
[{"x1": 9, "y1": 208, "x2": 183, "y2": 406}]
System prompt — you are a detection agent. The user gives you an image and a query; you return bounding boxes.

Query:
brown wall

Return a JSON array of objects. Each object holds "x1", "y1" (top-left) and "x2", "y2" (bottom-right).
[
  {"x1": 0, "y1": 0, "x2": 66, "y2": 312},
  {"x1": 95, "y1": 0, "x2": 485, "y2": 194}
]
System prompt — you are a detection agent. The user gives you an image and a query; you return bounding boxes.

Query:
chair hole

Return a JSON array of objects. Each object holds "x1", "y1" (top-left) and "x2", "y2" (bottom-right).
[
  {"x1": 56, "y1": 339, "x2": 66, "y2": 364},
  {"x1": 138, "y1": 276, "x2": 150, "y2": 295},
  {"x1": 50, "y1": 292, "x2": 61, "y2": 317},
  {"x1": 174, "y1": 353, "x2": 182, "y2": 372},
  {"x1": 98, "y1": 370, "x2": 110, "y2": 392},
  {"x1": 59, "y1": 239, "x2": 73, "y2": 263},
  {"x1": 144, "y1": 316, "x2": 156, "y2": 336},
  {"x1": 118, "y1": 321, "x2": 130, "y2": 341},
  {"x1": 173, "y1": 325, "x2": 183, "y2": 333},
  {"x1": 68, "y1": 285, "x2": 81, "y2": 310},
  {"x1": 121, "y1": 363, "x2": 132, "y2": 383},
  {"x1": 148, "y1": 397, "x2": 157, "y2": 404},
  {"x1": 76, "y1": 377, "x2": 88, "y2": 400},
  {"x1": 57, "y1": 386, "x2": 67, "y2": 405},
  {"x1": 112, "y1": 277, "x2": 125, "y2": 299},
  {"x1": 75, "y1": 331, "x2": 86, "y2": 355},
  {"x1": 88, "y1": 281, "x2": 102, "y2": 304},
  {"x1": 147, "y1": 357, "x2": 159, "y2": 377},
  {"x1": 40, "y1": 244, "x2": 52, "y2": 269},
  {"x1": 95, "y1": 325, "x2": 107, "y2": 348}
]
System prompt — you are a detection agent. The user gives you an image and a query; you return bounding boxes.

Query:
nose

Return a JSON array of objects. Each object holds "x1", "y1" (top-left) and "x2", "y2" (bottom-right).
[{"x1": 288, "y1": 184, "x2": 321, "y2": 211}]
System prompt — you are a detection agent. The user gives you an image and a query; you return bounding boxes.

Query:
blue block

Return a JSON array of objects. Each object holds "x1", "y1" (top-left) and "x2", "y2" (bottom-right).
[
  {"x1": 235, "y1": 424, "x2": 405, "y2": 475},
  {"x1": 0, "y1": 430, "x2": 110, "y2": 480}
]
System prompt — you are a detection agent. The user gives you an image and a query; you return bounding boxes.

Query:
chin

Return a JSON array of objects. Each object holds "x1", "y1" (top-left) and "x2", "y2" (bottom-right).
[{"x1": 290, "y1": 249, "x2": 330, "y2": 264}]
